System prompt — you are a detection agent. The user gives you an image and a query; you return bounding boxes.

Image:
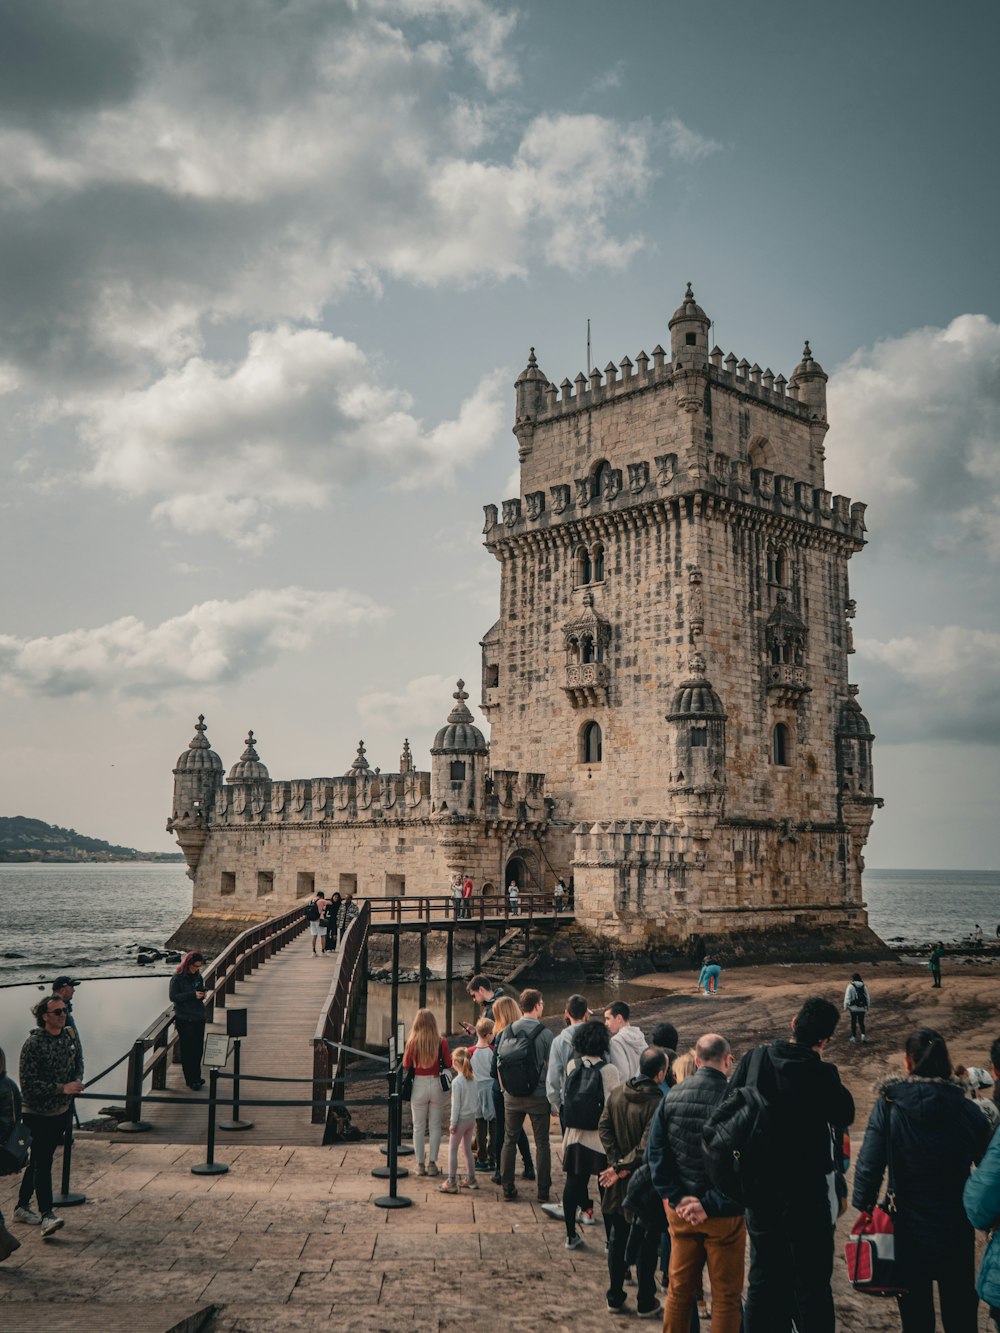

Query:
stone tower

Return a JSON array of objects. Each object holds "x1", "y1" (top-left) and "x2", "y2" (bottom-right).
[{"x1": 481, "y1": 285, "x2": 883, "y2": 955}]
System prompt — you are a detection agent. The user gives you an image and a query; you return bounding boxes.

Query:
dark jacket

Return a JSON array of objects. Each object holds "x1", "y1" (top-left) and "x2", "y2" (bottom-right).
[
  {"x1": 19, "y1": 1027, "x2": 80, "y2": 1116},
  {"x1": 730, "y1": 1039, "x2": 854, "y2": 1198},
  {"x1": 648, "y1": 1065, "x2": 742, "y2": 1217},
  {"x1": 169, "y1": 970, "x2": 207, "y2": 1022},
  {"x1": 0, "y1": 1073, "x2": 19, "y2": 1142},
  {"x1": 853, "y1": 1076, "x2": 990, "y2": 1263},
  {"x1": 64, "y1": 1004, "x2": 84, "y2": 1081},
  {"x1": 598, "y1": 1075, "x2": 663, "y2": 1214}
]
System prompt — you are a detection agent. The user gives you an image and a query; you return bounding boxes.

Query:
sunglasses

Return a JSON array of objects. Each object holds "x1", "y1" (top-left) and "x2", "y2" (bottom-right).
[{"x1": 48, "y1": 1006, "x2": 68, "y2": 1016}]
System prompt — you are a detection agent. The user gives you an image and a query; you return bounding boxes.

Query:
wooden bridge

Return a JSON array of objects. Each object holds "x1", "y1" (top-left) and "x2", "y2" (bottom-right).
[{"x1": 102, "y1": 895, "x2": 572, "y2": 1146}]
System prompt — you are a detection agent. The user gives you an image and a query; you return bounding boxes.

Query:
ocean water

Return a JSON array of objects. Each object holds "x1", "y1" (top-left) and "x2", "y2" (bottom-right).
[{"x1": 863, "y1": 868, "x2": 1000, "y2": 946}]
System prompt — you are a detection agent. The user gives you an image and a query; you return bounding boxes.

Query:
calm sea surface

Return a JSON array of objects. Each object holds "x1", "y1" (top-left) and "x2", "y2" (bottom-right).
[{"x1": 0, "y1": 864, "x2": 997, "y2": 1097}]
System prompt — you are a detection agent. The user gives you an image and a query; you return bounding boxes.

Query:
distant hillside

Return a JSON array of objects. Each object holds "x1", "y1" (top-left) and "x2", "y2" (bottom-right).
[{"x1": 0, "y1": 816, "x2": 184, "y2": 863}]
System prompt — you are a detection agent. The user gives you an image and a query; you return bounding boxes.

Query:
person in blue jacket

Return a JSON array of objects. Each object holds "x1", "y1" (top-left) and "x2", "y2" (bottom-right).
[
  {"x1": 964, "y1": 1109, "x2": 1000, "y2": 1328},
  {"x1": 853, "y1": 1028, "x2": 989, "y2": 1332}
]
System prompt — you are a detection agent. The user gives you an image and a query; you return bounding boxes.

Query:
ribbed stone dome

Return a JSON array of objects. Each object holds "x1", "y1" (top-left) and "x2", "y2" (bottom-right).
[
  {"x1": 227, "y1": 731, "x2": 270, "y2": 782},
  {"x1": 790, "y1": 340, "x2": 827, "y2": 383},
  {"x1": 431, "y1": 680, "x2": 488, "y2": 755},
  {"x1": 175, "y1": 716, "x2": 224, "y2": 774},
  {"x1": 515, "y1": 347, "x2": 546, "y2": 384},
  {"x1": 668, "y1": 678, "x2": 727, "y2": 720},
  {"x1": 837, "y1": 697, "x2": 873, "y2": 738},
  {"x1": 668, "y1": 282, "x2": 710, "y2": 329}
]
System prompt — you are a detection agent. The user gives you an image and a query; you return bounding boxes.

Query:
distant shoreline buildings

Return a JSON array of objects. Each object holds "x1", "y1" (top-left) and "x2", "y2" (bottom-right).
[{"x1": 168, "y1": 288, "x2": 885, "y2": 964}]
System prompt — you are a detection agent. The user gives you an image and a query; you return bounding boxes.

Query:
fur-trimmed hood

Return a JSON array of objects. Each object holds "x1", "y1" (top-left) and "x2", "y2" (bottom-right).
[{"x1": 872, "y1": 1073, "x2": 971, "y2": 1130}]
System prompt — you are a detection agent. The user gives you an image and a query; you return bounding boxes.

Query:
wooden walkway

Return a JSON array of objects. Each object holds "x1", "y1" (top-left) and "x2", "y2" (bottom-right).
[{"x1": 137, "y1": 932, "x2": 338, "y2": 1146}]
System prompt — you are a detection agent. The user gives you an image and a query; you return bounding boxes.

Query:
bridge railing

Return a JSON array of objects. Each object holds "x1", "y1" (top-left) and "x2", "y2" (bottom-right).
[
  {"x1": 367, "y1": 892, "x2": 566, "y2": 924},
  {"x1": 124, "y1": 904, "x2": 309, "y2": 1123},
  {"x1": 311, "y1": 900, "x2": 371, "y2": 1125}
]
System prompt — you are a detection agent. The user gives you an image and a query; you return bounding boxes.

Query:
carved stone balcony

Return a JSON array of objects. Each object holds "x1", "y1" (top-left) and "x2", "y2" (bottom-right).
[
  {"x1": 563, "y1": 661, "x2": 610, "y2": 708},
  {"x1": 767, "y1": 662, "x2": 811, "y2": 708}
]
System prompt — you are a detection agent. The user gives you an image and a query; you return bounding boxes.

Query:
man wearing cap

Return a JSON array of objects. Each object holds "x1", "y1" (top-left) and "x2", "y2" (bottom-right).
[{"x1": 51, "y1": 977, "x2": 84, "y2": 1082}]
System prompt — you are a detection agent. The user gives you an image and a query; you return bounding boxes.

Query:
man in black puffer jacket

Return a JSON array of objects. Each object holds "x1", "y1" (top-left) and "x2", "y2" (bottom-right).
[
  {"x1": 648, "y1": 1033, "x2": 745, "y2": 1333},
  {"x1": 728, "y1": 996, "x2": 854, "y2": 1333}
]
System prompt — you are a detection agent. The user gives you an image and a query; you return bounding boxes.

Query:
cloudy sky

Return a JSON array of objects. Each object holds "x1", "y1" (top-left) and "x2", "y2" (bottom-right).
[{"x1": 1, "y1": 0, "x2": 998, "y2": 869}]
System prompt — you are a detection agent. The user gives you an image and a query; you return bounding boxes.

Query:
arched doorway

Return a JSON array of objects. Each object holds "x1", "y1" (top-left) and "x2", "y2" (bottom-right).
[{"x1": 504, "y1": 855, "x2": 530, "y2": 890}]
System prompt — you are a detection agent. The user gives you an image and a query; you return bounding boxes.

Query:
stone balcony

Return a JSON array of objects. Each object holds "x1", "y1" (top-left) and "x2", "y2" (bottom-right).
[
  {"x1": 563, "y1": 660, "x2": 610, "y2": 707},
  {"x1": 767, "y1": 662, "x2": 811, "y2": 707}
]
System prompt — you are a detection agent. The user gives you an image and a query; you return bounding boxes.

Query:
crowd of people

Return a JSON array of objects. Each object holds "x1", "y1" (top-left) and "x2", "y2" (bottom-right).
[
  {"x1": 6, "y1": 958, "x2": 1000, "y2": 1333},
  {"x1": 396, "y1": 973, "x2": 1000, "y2": 1332},
  {"x1": 304, "y1": 889, "x2": 360, "y2": 954}
]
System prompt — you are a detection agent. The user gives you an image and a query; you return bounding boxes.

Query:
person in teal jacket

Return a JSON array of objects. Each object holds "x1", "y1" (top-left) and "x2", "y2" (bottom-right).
[{"x1": 964, "y1": 1125, "x2": 1000, "y2": 1328}]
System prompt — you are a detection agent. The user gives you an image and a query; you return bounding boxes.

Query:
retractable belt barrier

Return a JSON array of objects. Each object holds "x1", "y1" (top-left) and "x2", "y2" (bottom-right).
[{"x1": 52, "y1": 1055, "x2": 412, "y2": 1210}]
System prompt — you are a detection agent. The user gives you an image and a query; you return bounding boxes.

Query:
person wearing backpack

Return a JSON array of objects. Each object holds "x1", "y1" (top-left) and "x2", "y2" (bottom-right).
[
  {"x1": 561, "y1": 1019, "x2": 621, "y2": 1250},
  {"x1": 305, "y1": 889, "x2": 325, "y2": 953},
  {"x1": 854, "y1": 1028, "x2": 989, "y2": 1333},
  {"x1": 497, "y1": 988, "x2": 554, "y2": 1203},
  {"x1": 727, "y1": 996, "x2": 854, "y2": 1333},
  {"x1": 647, "y1": 1033, "x2": 744, "y2": 1332},
  {"x1": 843, "y1": 972, "x2": 871, "y2": 1042},
  {"x1": 598, "y1": 1046, "x2": 668, "y2": 1317},
  {"x1": 490, "y1": 996, "x2": 534, "y2": 1187}
]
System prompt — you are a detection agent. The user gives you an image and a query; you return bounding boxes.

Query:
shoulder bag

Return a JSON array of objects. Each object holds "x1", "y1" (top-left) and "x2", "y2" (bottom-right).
[
  {"x1": 0, "y1": 1085, "x2": 31, "y2": 1176},
  {"x1": 845, "y1": 1095, "x2": 909, "y2": 1297}
]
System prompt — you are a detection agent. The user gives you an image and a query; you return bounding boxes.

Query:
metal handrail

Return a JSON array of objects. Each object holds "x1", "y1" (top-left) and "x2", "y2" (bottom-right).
[
  {"x1": 311, "y1": 901, "x2": 371, "y2": 1124},
  {"x1": 366, "y1": 892, "x2": 565, "y2": 924}
]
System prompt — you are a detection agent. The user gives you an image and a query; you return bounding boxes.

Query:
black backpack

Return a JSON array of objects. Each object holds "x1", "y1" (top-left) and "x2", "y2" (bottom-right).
[
  {"x1": 496, "y1": 1023, "x2": 547, "y2": 1097},
  {"x1": 563, "y1": 1057, "x2": 606, "y2": 1130},
  {"x1": 849, "y1": 983, "x2": 869, "y2": 1010},
  {"x1": 305, "y1": 900, "x2": 321, "y2": 921},
  {"x1": 701, "y1": 1046, "x2": 775, "y2": 1205}
]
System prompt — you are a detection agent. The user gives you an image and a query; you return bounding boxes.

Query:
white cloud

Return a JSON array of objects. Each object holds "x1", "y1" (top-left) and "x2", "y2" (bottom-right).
[
  {"x1": 827, "y1": 314, "x2": 1000, "y2": 559},
  {"x1": 857, "y1": 625, "x2": 1000, "y2": 745},
  {"x1": 74, "y1": 325, "x2": 509, "y2": 547},
  {"x1": 357, "y1": 672, "x2": 461, "y2": 734},
  {"x1": 663, "y1": 116, "x2": 722, "y2": 163},
  {"x1": 0, "y1": 587, "x2": 388, "y2": 698}
]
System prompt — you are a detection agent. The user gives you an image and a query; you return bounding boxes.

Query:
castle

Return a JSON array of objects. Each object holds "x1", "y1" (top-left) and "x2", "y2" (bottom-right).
[{"x1": 168, "y1": 286, "x2": 885, "y2": 960}]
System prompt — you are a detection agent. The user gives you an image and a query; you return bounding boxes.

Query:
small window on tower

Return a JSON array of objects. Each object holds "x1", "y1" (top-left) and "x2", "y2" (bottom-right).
[
  {"x1": 592, "y1": 543, "x2": 605, "y2": 582},
  {"x1": 450, "y1": 761, "x2": 467, "y2": 782},
  {"x1": 485, "y1": 663, "x2": 499, "y2": 688},
  {"x1": 685, "y1": 332, "x2": 697, "y2": 346},
  {"x1": 690, "y1": 726, "x2": 708, "y2": 747},
  {"x1": 772, "y1": 723, "x2": 790, "y2": 767},
  {"x1": 576, "y1": 546, "x2": 593, "y2": 585},
  {"x1": 592, "y1": 460, "x2": 613, "y2": 501},
  {"x1": 581, "y1": 721, "x2": 603, "y2": 765}
]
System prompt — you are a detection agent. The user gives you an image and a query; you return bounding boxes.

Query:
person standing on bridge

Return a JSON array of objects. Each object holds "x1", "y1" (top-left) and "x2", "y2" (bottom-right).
[
  {"x1": 462, "y1": 874, "x2": 474, "y2": 919},
  {"x1": 508, "y1": 881, "x2": 520, "y2": 916},
  {"x1": 337, "y1": 893, "x2": 359, "y2": 945},
  {"x1": 306, "y1": 889, "x2": 325, "y2": 954},
  {"x1": 169, "y1": 952, "x2": 207, "y2": 1091},
  {"x1": 322, "y1": 891, "x2": 341, "y2": 953}
]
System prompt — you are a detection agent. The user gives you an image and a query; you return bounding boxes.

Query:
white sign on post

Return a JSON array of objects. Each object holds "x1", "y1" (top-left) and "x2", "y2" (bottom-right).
[
  {"x1": 203, "y1": 1034, "x2": 232, "y2": 1069},
  {"x1": 396, "y1": 1024, "x2": 405, "y2": 1062}
]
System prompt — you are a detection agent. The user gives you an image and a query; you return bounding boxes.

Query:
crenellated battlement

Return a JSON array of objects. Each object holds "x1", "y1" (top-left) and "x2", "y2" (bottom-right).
[
  {"x1": 484, "y1": 451, "x2": 866, "y2": 547},
  {"x1": 518, "y1": 346, "x2": 814, "y2": 426}
]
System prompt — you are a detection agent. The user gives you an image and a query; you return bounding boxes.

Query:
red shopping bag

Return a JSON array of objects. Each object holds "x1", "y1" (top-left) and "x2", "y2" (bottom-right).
[{"x1": 845, "y1": 1206, "x2": 908, "y2": 1297}]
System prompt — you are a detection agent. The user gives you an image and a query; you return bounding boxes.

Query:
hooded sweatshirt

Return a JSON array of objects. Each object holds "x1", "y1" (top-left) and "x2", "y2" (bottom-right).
[
  {"x1": 853, "y1": 1076, "x2": 989, "y2": 1260},
  {"x1": 609, "y1": 1024, "x2": 647, "y2": 1081},
  {"x1": 729, "y1": 1038, "x2": 854, "y2": 1200}
]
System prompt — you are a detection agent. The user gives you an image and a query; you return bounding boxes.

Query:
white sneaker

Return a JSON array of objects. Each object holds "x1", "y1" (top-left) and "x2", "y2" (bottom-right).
[
  {"x1": 40, "y1": 1213, "x2": 64, "y2": 1238},
  {"x1": 578, "y1": 1206, "x2": 599, "y2": 1225},
  {"x1": 540, "y1": 1202, "x2": 565, "y2": 1219},
  {"x1": 14, "y1": 1207, "x2": 41, "y2": 1226},
  {"x1": 849, "y1": 1036, "x2": 856, "y2": 1042}
]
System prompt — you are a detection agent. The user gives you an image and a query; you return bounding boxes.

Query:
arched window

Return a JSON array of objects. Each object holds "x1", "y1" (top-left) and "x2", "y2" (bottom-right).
[
  {"x1": 576, "y1": 546, "x2": 592, "y2": 585},
  {"x1": 582, "y1": 721, "x2": 603, "y2": 764},
  {"x1": 772, "y1": 723, "x2": 790, "y2": 767},
  {"x1": 592, "y1": 459, "x2": 612, "y2": 501},
  {"x1": 690, "y1": 726, "x2": 707, "y2": 748},
  {"x1": 767, "y1": 545, "x2": 788, "y2": 586},
  {"x1": 581, "y1": 635, "x2": 595, "y2": 664},
  {"x1": 592, "y1": 543, "x2": 605, "y2": 582}
]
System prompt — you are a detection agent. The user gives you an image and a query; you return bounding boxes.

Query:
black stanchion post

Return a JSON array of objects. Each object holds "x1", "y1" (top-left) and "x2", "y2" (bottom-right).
[
  {"x1": 219, "y1": 1037, "x2": 254, "y2": 1131},
  {"x1": 191, "y1": 1069, "x2": 229, "y2": 1175},
  {"x1": 117, "y1": 1039, "x2": 152, "y2": 1134},
  {"x1": 374, "y1": 1065, "x2": 412, "y2": 1209},
  {"x1": 52, "y1": 1106, "x2": 86, "y2": 1207},
  {"x1": 372, "y1": 1051, "x2": 409, "y2": 1180}
]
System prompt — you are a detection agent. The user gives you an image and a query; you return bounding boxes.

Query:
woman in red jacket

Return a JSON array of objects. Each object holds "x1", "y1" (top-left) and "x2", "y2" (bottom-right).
[{"x1": 403, "y1": 1009, "x2": 451, "y2": 1176}]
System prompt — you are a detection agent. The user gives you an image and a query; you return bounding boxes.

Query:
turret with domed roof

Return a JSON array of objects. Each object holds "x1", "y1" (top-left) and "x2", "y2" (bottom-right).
[
  {"x1": 430, "y1": 679, "x2": 488, "y2": 818},
  {"x1": 167, "y1": 715, "x2": 224, "y2": 876}
]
